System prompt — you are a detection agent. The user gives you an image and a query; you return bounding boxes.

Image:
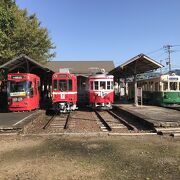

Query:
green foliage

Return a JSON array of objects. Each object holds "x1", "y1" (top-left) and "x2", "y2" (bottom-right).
[{"x1": 0, "y1": 0, "x2": 55, "y2": 65}]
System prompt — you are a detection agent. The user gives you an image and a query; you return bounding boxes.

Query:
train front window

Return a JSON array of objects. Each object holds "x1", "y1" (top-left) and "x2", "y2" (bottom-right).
[
  {"x1": 8, "y1": 81, "x2": 26, "y2": 92},
  {"x1": 100, "y1": 81, "x2": 106, "y2": 90},
  {"x1": 54, "y1": 80, "x2": 72, "y2": 91},
  {"x1": 8, "y1": 81, "x2": 32, "y2": 96},
  {"x1": 170, "y1": 82, "x2": 177, "y2": 91}
]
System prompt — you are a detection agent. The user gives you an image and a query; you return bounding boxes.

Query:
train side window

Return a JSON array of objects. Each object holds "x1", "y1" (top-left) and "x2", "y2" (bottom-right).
[
  {"x1": 94, "y1": 81, "x2": 98, "y2": 90},
  {"x1": 149, "y1": 82, "x2": 152, "y2": 91},
  {"x1": 68, "y1": 80, "x2": 72, "y2": 90},
  {"x1": 27, "y1": 81, "x2": 33, "y2": 97},
  {"x1": 144, "y1": 82, "x2": 147, "y2": 91},
  {"x1": 111, "y1": 81, "x2": 114, "y2": 90},
  {"x1": 155, "y1": 82, "x2": 159, "y2": 91},
  {"x1": 38, "y1": 81, "x2": 40, "y2": 92},
  {"x1": 150, "y1": 81, "x2": 153, "y2": 91},
  {"x1": 90, "y1": 81, "x2": 93, "y2": 90},
  {"x1": 53, "y1": 80, "x2": 58, "y2": 90},
  {"x1": 179, "y1": 82, "x2": 180, "y2": 90},
  {"x1": 107, "y1": 81, "x2": 110, "y2": 90},
  {"x1": 34, "y1": 80, "x2": 37, "y2": 95},
  {"x1": 163, "y1": 82, "x2": 168, "y2": 91},
  {"x1": 170, "y1": 82, "x2": 177, "y2": 91}
]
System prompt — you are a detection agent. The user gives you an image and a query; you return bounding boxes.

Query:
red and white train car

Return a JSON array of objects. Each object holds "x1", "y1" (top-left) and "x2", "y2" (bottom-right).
[
  {"x1": 7, "y1": 73, "x2": 40, "y2": 111},
  {"x1": 52, "y1": 70, "x2": 77, "y2": 113},
  {"x1": 88, "y1": 70, "x2": 114, "y2": 110}
]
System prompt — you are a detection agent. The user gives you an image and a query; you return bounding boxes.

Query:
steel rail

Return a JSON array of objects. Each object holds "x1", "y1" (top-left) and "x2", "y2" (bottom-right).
[
  {"x1": 64, "y1": 112, "x2": 71, "y2": 129},
  {"x1": 94, "y1": 110, "x2": 112, "y2": 131},
  {"x1": 43, "y1": 115, "x2": 56, "y2": 130},
  {"x1": 107, "y1": 110, "x2": 138, "y2": 131}
]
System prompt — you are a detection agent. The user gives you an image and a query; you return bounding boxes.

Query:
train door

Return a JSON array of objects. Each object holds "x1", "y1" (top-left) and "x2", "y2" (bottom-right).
[{"x1": 33, "y1": 78, "x2": 40, "y2": 108}]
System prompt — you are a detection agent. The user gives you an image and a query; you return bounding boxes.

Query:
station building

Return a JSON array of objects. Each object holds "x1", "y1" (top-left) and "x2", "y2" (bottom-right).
[
  {"x1": 0, "y1": 53, "x2": 163, "y2": 110},
  {"x1": 47, "y1": 60, "x2": 115, "y2": 105},
  {"x1": 0, "y1": 54, "x2": 114, "y2": 110}
]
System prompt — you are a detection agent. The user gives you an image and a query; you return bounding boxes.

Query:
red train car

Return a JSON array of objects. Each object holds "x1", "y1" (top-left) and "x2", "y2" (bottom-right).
[
  {"x1": 88, "y1": 70, "x2": 114, "y2": 110},
  {"x1": 7, "y1": 73, "x2": 40, "y2": 111},
  {"x1": 52, "y1": 71, "x2": 77, "y2": 113}
]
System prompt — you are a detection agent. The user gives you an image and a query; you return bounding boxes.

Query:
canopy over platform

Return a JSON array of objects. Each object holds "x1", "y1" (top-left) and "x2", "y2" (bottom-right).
[
  {"x1": 109, "y1": 53, "x2": 163, "y2": 78},
  {"x1": 0, "y1": 54, "x2": 54, "y2": 110},
  {"x1": 0, "y1": 54, "x2": 53, "y2": 76},
  {"x1": 109, "y1": 53, "x2": 163, "y2": 106}
]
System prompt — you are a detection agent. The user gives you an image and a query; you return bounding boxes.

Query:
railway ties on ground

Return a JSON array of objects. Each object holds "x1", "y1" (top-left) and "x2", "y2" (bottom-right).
[
  {"x1": 94, "y1": 110, "x2": 136, "y2": 133},
  {"x1": 43, "y1": 112, "x2": 72, "y2": 131},
  {"x1": 94, "y1": 110, "x2": 112, "y2": 132},
  {"x1": 155, "y1": 127, "x2": 180, "y2": 137},
  {"x1": 107, "y1": 110, "x2": 138, "y2": 131}
]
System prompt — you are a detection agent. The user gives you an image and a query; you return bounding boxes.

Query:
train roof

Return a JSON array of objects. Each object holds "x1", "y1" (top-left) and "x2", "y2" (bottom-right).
[{"x1": 47, "y1": 61, "x2": 115, "y2": 75}]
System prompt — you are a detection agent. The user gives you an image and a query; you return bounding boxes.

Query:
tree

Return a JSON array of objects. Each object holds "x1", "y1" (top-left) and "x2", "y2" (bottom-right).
[{"x1": 0, "y1": 0, "x2": 55, "y2": 65}]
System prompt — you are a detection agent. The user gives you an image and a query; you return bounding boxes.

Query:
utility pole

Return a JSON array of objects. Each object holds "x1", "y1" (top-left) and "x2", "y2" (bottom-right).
[
  {"x1": 163, "y1": 45, "x2": 173, "y2": 72},
  {"x1": 160, "y1": 60, "x2": 163, "y2": 74}
]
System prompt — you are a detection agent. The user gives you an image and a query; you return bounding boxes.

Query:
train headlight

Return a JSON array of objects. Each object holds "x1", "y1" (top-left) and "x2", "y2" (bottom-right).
[
  {"x1": 18, "y1": 97, "x2": 23, "y2": 101},
  {"x1": 12, "y1": 98, "x2": 18, "y2": 102}
]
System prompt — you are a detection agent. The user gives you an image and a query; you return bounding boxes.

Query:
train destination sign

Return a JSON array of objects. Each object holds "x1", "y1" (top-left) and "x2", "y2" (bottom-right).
[
  {"x1": 11, "y1": 76, "x2": 24, "y2": 79},
  {"x1": 169, "y1": 77, "x2": 178, "y2": 81}
]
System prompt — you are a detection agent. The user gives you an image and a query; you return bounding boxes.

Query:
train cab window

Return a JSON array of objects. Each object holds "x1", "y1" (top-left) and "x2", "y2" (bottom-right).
[
  {"x1": 57, "y1": 80, "x2": 72, "y2": 91},
  {"x1": 58, "y1": 80, "x2": 67, "y2": 91},
  {"x1": 100, "y1": 81, "x2": 106, "y2": 90},
  {"x1": 94, "y1": 81, "x2": 98, "y2": 90},
  {"x1": 163, "y1": 82, "x2": 168, "y2": 91},
  {"x1": 170, "y1": 82, "x2": 177, "y2": 91}
]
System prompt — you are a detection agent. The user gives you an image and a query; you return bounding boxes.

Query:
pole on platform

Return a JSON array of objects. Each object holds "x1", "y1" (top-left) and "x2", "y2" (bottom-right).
[{"x1": 134, "y1": 74, "x2": 138, "y2": 106}]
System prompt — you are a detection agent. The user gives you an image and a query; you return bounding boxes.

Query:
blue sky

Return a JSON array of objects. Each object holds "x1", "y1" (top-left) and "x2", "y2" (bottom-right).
[{"x1": 16, "y1": 0, "x2": 180, "y2": 70}]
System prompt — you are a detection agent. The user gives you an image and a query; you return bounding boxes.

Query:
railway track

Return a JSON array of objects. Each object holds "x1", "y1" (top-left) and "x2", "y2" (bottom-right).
[
  {"x1": 155, "y1": 127, "x2": 180, "y2": 137},
  {"x1": 43, "y1": 112, "x2": 72, "y2": 131},
  {"x1": 167, "y1": 106, "x2": 180, "y2": 111},
  {"x1": 94, "y1": 110, "x2": 138, "y2": 133}
]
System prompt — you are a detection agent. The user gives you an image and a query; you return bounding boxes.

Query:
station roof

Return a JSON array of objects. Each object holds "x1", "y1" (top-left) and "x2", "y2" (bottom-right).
[
  {"x1": 0, "y1": 54, "x2": 53, "y2": 76},
  {"x1": 109, "y1": 53, "x2": 163, "y2": 78},
  {"x1": 47, "y1": 60, "x2": 115, "y2": 75}
]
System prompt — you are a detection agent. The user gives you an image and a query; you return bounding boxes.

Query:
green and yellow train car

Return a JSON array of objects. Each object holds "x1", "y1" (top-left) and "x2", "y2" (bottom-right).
[{"x1": 128, "y1": 74, "x2": 180, "y2": 106}]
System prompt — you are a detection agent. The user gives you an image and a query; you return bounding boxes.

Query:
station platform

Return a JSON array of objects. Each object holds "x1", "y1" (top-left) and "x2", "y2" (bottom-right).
[
  {"x1": 114, "y1": 103, "x2": 180, "y2": 128},
  {"x1": 0, "y1": 110, "x2": 40, "y2": 130}
]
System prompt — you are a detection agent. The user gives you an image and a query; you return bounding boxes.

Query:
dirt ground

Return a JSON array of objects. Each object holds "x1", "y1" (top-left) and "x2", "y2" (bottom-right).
[{"x1": 0, "y1": 135, "x2": 179, "y2": 180}]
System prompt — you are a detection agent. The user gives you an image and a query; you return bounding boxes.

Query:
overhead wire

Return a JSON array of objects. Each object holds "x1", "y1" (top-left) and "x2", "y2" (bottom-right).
[{"x1": 146, "y1": 48, "x2": 164, "y2": 55}]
